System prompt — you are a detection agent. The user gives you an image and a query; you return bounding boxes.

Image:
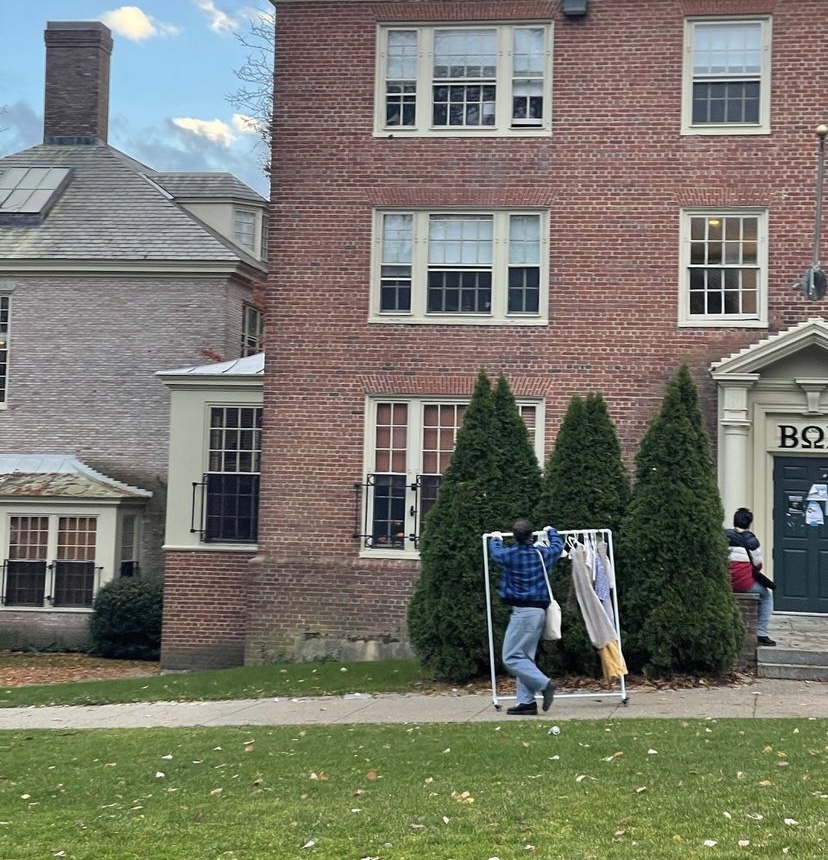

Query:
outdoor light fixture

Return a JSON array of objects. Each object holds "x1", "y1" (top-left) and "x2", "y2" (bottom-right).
[
  {"x1": 797, "y1": 124, "x2": 828, "y2": 301},
  {"x1": 562, "y1": 0, "x2": 589, "y2": 18}
]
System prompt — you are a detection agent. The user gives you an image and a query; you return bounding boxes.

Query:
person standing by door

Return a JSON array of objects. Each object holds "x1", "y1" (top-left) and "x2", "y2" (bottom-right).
[
  {"x1": 726, "y1": 507, "x2": 776, "y2": 646},
  {"x1": 489, "y1": 519, "x2": 563, "y2": 714}
]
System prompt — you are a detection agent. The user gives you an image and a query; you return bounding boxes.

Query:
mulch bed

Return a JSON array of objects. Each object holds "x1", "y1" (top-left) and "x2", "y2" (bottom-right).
[{"x1": 0, "y1": 651, "x2": 160, "y2": 687}]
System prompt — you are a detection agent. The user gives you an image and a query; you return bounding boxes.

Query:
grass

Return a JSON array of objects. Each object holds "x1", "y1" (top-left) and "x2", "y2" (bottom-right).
[
  {"x1": 0, "y1": 718, "x2": 825, "y2": 859},
  {"x1": 0, "y1": 658, "x2": 436, "y2": 708}
]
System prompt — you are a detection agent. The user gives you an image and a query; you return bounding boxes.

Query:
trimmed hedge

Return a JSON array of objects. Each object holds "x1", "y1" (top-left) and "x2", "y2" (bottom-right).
[{"x1": 89, "y1": 575, "x2": 163, "y2": 660}]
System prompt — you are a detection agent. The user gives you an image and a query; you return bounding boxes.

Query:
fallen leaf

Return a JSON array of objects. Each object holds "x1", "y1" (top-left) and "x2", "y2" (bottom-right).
[
  {"x1": 366, "y1": 771, "x2": 378, "y2": 781},
  {"x1": 703, "y1": 839, "x2": 718, "y2": 847},
  {"x1": 302, "y1": 840, "x2": 315, "y2": 848},
  {"x1": 738, "y1": 840, "x2": 750, "y2": 847},
  {"x1": 783, "y1": 818, "x2": 799, "y2": 826},
  {"x1": 723, "y1": 811, "x2": 732, "y2": 819}
]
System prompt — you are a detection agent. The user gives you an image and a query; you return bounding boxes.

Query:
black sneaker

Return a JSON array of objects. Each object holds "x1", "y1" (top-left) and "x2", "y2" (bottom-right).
[
  {"x1": 757, "y1": 636, "x2": 777, "y2": 646},
  {"x1": 506, "y1": 702, "x2": 538, "y2": 715},
  {"x1": 542, "y1": 681, "x2": 556, "y2": 712}
]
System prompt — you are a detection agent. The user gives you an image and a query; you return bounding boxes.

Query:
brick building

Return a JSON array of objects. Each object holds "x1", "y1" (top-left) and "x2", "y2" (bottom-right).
[
  {"x1": 0, "y1": 22, "x2": 266, "y2": 649},
  {"x1": 160, "y1": 0, "x2": 828, "y2": 670}
]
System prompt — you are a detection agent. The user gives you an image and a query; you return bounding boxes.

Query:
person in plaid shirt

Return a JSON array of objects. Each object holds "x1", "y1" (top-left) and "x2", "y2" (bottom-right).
[{"x1": 490, "y1": 519, "x2": 563, "y2": 715}]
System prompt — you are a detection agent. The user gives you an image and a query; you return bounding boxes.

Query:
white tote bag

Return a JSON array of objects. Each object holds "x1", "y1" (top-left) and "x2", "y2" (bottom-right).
[{"x1": 536, "y1": 549, "x2": 562, "y2": 641}]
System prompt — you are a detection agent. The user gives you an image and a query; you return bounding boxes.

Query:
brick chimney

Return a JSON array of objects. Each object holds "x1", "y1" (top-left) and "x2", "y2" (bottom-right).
[{"x1": 43, "y1": 21, "x2": 113, "y2": 145}]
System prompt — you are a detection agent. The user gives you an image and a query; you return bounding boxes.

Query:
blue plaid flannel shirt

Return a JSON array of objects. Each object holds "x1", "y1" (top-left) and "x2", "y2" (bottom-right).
[{"x1": 490, "y1": 527, "x2": 563, "y2": 607}]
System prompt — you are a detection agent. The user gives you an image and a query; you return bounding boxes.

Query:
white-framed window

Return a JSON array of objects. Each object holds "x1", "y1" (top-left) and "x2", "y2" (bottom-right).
[
  {"x1": 195, "y1": 406, "x2": 262, "y2": 544},
  {"x1": 681, "y1": 17, "x2": 772, "y2": 135},
  {"x1": 234, "y1": 208, "x2": 257, "y2": 252},
  {"x1": 241, "y1": 303, "x2": 263, "y2": 356},
  {"x1": 119, "y1": 513, "x2": 139, "y2": 577},
  {"x1": 2, "y1": 514, "x2": 99, "y2": 608},
  {"x1": 679, "y1": 209, "x2": 768, "y2": 326},
  {"x1": 372, "y1": 209, "x2": 548, "y2": 324},
  {"x1": 0, "y1": 292, "x2": 10, "y2": 407},
  {"x1": 375, "y1": 22, "x2": 553, "y2": 136},
  {"x1": 358, "y1": 397, "x2": 543, "y2": 555}
]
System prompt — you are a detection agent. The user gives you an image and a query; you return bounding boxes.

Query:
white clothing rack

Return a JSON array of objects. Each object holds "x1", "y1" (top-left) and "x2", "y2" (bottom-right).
[{"x1": 481, "y1": 527, "x2": 629, "y2": 710}]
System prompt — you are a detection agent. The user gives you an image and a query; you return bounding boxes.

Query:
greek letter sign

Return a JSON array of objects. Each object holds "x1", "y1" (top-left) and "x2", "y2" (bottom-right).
[{"x1": 777, "y1": 424, "x2": 828, "y2": 449}]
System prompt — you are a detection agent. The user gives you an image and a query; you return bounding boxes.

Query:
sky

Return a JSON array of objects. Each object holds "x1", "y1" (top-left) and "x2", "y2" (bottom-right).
[{"x1": 0, "y1": 0, "x2": 272, "y2": 197}]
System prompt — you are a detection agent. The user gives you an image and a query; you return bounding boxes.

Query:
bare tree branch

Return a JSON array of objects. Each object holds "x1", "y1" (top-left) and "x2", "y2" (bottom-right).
[{"x1": 226, "y1": 9, "x2": 274, "y2": 179}]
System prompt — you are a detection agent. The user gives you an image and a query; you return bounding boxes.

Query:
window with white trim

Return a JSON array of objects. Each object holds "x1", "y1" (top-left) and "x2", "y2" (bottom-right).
[
  {"x1": 682, "y1": 18, "x2": 771, "y2": 135},
  {"x1": 359, "y1": 397, "x2": 543, "y2": 553},
  {"x1": 376, "y1": 23, "x2": 553, "y2": 136},
  {"x1": 372, "y1": 210, "x2": 548, "y2": 324},
  {"x1": 679, "y1": 210, "x2": 767, "y2": 326},
  {"x1": 241, "y1": 303, "x2": 263, "y2": 356},
  {"x1": 234, "y1": 208, "x2": 257, "y2": 252},
  {"x1": 199, "y1": 406, "x2": 262, "y2": 543},
  {"x1": 2, "y1": 514, "x2": 99, "y2": 608},
  {"x1": 0, "y1": 293, "x2": 9, "y2": 406}
]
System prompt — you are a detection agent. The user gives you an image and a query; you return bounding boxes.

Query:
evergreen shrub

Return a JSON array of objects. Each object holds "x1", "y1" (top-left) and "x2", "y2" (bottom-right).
[
  {"x1": 617, "y1": 365, "x2": 743, "y2": 676},
  {"x1": 89, "y1": 575, "x2": 163, "y2": 660}
]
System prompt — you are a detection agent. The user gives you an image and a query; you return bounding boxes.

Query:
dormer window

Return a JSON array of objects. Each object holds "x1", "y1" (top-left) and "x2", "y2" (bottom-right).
[{"x1": 234, "y1": 209, "x2": 257, "y2": 252}]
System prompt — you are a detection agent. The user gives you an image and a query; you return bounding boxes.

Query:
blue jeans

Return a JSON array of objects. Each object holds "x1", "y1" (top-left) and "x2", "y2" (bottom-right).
[
  {"x1": 502, "y1": 606, "x2": 550, "y2": 705},
  {"x1": 747, "y1": 581, "x2": 774, "y2": 637}
]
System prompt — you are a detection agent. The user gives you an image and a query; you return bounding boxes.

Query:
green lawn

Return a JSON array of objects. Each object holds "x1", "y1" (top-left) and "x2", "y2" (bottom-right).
[
  {"x1": 0, "y1": 658, "x2": 433, "y2": 708},
  {"x1": 1, "y1": 718, "x2": 825, "y2": 859}
]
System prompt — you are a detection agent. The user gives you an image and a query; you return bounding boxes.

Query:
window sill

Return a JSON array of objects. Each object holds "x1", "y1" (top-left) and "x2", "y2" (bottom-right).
[
  {"x1": 163, "y1": 542, "x2": 259, "y2": 553},
  {"x1": 368, "y1": 315, "x2": 549, "y2": 326},
  {"x1": 678, "y1": 318, "x2": 767, "y2": 329}
]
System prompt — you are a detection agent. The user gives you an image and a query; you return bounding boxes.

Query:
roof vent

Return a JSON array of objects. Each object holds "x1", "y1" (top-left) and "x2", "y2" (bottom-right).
[{"x1": 562, "y1": 0, "x2": 589, "y2": 17}]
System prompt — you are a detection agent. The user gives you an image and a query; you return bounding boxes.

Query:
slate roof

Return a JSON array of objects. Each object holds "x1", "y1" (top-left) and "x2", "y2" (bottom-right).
[
  {"x1": 0, "y1": 144, "x2": 266, "y2": 268},
  {"x1": 153, "y1": 172, "x2": 265, "y2": 202},
  {"x1": 0, "y1": 455, "x2": 153, "y2": 499}
]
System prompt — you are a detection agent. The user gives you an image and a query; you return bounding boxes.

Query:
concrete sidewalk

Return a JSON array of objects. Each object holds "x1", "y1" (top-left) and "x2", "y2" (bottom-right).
[{"x1": 0, "y1": 678, "x2": 825, "y2": 730}]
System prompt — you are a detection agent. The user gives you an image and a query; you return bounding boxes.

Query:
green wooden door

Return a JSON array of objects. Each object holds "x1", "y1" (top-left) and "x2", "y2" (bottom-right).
[{"x1": 773, "y1": 457, "x2": 828, "y2": 613}]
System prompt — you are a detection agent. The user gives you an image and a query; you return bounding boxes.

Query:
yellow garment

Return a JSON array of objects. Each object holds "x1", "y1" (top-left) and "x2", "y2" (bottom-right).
[{"x1": 598, "y1": 639, "x2": 628, "y2": 684}]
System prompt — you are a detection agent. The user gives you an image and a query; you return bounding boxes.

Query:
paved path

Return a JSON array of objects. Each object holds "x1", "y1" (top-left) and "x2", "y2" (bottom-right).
[{"x1": 0, "y1": 678, "x2": 825, "y2": 729}]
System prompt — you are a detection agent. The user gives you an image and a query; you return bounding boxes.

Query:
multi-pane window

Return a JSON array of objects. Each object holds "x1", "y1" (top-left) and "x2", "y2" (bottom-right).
[
  {"x1": 119, "y1": 514, "x2": 139, "y2": 577},
  {"x1": 682, "y1": 18, "x2": 771, "y2": 134},
  {"x1": 2, "y1": 515, "x2": 98, "y2": 607},
  {"x1": 53, "y1": 517, "x2": 97, "y2": 607},
  {"x1": 234, "y1": 209, "x2": 257, "y2": 252},
  {"x1": 681, "y1": 211, "x2": 767, "y2": 325},
  {"x1": 203, "y1": 406, "x2": 262, "y2": 543},
  {"x1": 241, "y1": 303, "x2": 263, "y2": 356},
  {"x1": 361, "y1": 398, "x2": 542, "y2": 552},
  {"x1": 0, "y1": 294, "x2": 9, "y2": 405},
  {"x1": 378, "y1": 23, "x2": 552, "y2": 135},
  {"x1": 4, "y1": 516, "x2": 48, "y2": 606},
  {"x1": 374, "y1": 210, "x2": 546, "y2": 323}
]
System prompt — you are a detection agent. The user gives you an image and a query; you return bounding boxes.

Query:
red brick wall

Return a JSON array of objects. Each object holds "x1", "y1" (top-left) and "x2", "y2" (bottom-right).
[
  {"x1": 161, "y1": 551, "x2": 252, "y2": 669},
  {"x1": 248, "y1": 0, "x2": 828, "y2": 660}
]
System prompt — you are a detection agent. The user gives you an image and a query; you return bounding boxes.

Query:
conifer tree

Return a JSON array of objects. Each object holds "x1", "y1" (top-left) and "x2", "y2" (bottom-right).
[
  {"x1": 407, "y1": 369, "x2": 542, "y2": 681},
  {"x1": 535, "y1": 393, "x2": 631, "y2": 676},
  {"x1": 617, "y1": 365, "x2": 742, "y2": 676}
]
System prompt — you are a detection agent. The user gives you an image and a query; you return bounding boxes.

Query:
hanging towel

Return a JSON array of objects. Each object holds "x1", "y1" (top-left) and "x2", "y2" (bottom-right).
[
  {"x1": 592, "y1": 547, "x2": 614, "y2": 622},
  {"x1": 598, "y1": 640, "x2": 628, "y2": 683},
  {"x1": 570, "y1": 544, "x2": 617, "y2": 649}
]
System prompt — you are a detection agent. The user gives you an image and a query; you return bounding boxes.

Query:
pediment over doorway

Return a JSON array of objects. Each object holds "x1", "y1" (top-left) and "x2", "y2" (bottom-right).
[{"x1": 710, "y1": 317, "x2": 828, "y2": 379}]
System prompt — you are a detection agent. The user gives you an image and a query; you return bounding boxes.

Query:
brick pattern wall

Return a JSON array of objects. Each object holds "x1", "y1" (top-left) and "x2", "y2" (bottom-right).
[
  {"x1": 244, "y1": 0, "x2": 828, "y2": 660},
  {"x1": 161, "y1": 550, "x2": 253, "y2": 669},
  {"x1": 2, "y1": 275, "x2": 249, "y2": 576},
  {"x1": 733, "y1": 593, "x2": 759, "y2": 671}
]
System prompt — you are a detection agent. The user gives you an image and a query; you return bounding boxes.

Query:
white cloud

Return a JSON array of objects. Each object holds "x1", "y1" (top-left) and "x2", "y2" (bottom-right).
[
  {"x1": 100, "y1": 6, "x2": 180, "y2": 41},
  {"x1": 171, "y1": 116, "x2": 236, "y2": 146},
  {"x1": 231, "y1": 113, "x2": 261, "y2": 135},
  {"x1": 195, "y1": 0, "x2": 239, "y2": 35}
]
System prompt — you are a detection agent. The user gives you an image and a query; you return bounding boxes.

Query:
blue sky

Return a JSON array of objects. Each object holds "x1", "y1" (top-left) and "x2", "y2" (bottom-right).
[{"x1": 0, "y1": 0, "x2": 272, "y2": 196}]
